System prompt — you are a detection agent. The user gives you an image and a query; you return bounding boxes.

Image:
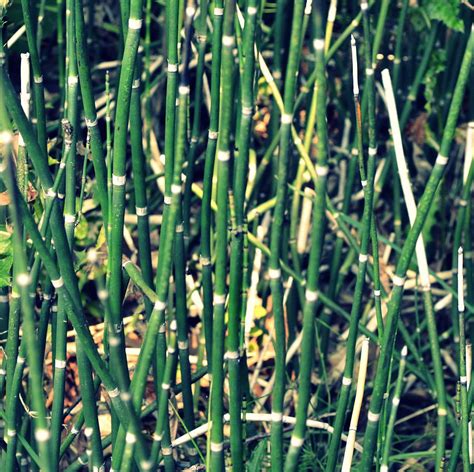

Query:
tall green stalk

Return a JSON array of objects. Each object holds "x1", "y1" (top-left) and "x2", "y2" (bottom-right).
[
  {"x1": 284, "y1": 2, "x2": 329, "y2": 468},
  {"x1": 360, "y1": 27, "x2": 474, "y2": 469},
  {"x1": 267, "y1": 1, "x2": 305, "y2": 468}
]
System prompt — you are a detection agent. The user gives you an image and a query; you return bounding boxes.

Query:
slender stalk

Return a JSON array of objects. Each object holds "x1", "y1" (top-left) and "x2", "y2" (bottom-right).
[
  {"x1": 326, "y1": 10, "x2": 378, "y2": 466},
  {"x1": 107, "y1": 0, "x2": 145, "y2": 397},
  {"x1": 200, "y1": 0, "x2": 224, "y2": 368},
  {"x1": 208, "y1": 0, "x2": 236, "y2": 468},
  {"x1": 227, "y1": 1, "x2": 258, "y2": 469},
  {"x1": 380, "y1": 346, "x2": 407, "y2": 472},
  {"x1": 284, "y1": 1, "x2": 329, "y2": 468},
  {"x1": 267, "y1": 0, "x2": 305, "y2": 468},
  {"x1": 341, "y1": 337, "x2": 369, "y2": 471},
  {"x1": 360, "y1": 28, "x2": 474, "y2": 469},
  {"x1": 382, "y1": 67, "x2": 448, "y2": 468}
]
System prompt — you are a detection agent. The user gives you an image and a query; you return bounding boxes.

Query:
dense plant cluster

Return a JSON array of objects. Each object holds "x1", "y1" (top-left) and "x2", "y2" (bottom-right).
[{"x1": 0, "y1": 0, "x2": 473, "y2": 470}]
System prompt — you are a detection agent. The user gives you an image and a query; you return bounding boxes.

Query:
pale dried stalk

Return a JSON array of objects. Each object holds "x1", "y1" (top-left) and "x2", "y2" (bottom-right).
[
  {"x1": 341, "y1": 337, "x2": 370, "y2": 471},
  {"x1": 297, "y1": 187, "x2": 314, "y2": 254},
  {"x1": 382, "y1": 69, "x2": 430, "y2": 289}
]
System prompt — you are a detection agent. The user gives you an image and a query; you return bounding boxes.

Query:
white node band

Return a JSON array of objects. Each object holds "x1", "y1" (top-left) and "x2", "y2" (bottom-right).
[
  {"x1": 248, "y1": 6, "x2": 258, "y2": 14},
  {"x1": 34, "y1": 75, "x2": 43, "y2": 84},
  {"x1": 438, "y1": 407, "x2": 447, "y2": 416},
  {"x1": 271, "y1": 411, "x2": 283, "y2": 422},
  {"x1": 86, "y1": 118, "x2": 98, "y2": 127},
  {"x1": 159, "y1": 323, "x2": 166, "y2": 334},
  {"x1": 108, "y1": 387, "x2": 120, "y2": 398},
  {"x1": 367, "y1": 411, "x2": 380, "y2": 422},
  {"x1": 208, "y1": 130, "x2": 218, "y2": 139},
  {"x1": 313, "y1": 38, "x2": 324, "y2": 50},
  {"x1": 436, "y1": 154, "x2": 448, "y2": 166},
  {"x1": 305, "y1": 289, "x2": 318, "y2": 302},
  {"x1": 55, "y1": 359, "x2": 67, "y2": 369},
  {"x1": 211, "y1": 442, "x2": 224, "y2": 452},
  {"x1": 109, "y1": 336, "x2": 120, "y2": 347},
  {"x1": 47, "y1": 188, "x2": 57, "y2": 198},
  {"x1": 290, "y1": 436, "x2": 305, "y2": 448},
  {"x1": 368, "y1": 147, "x2": 377, "y2": 156},
  {"x1": 365, "y1": 68, "x2": 374, "y2": 76},
  {"x1": 342, "y1": 376, "x2": 352, "y2": 386},
  {"x1": 361, "y1": 0, "x2": 368, "y2": 10},
  {"x1": 0, "y1": 369, "x2": 6, "y2": 375},
  {"x1": 132, "y1": 79, "x2": 140, "y2": 89},
  {"x1": 35, "y1": 429, "x2": 50, "y2": 442},
  {"x1": 392, "y1": 397, "x2": 400, "y2": 406},
  {"x1": 154, "y1": 299, "x2": 166, "y2": 311},
  {"x1": 269, "y1": 268, "x2": 281, "y2": 279},
  {"x1": 179, "y1": 85, "x2": 190, "y2": 95},
  {"x1": 214, "y1": 294, "x2": 226, "y2": 305},
  {"x1": 316, "y1": 165, "x2": 329, "y2": 176},
  {"x1": 460, "y1": 375, "x2": 468, "y2": 384},
  {"x1": 178, "y1": 340, "x2": 189, "y2": 350},
  {"x1": 374, "y1": 289, "x2": 381, "y2": 297},
  {"x1": 162, "y1": 447, "x2": 172, "y2": 455},
  {"x1": 128, "y1": 18, "x2": 143, "y2": 30},
  {"x1": 17, "y1": 273, "x2": 31, "y2": 287},
  {"x1": 214, "y1": 7, "x2": 224, "y2": 15},
  {"x1": 171, "y1": 184, "x2": 182, "y2": 194},
  {"x1": 136, "y1": 206, "x2": 148, "y2": 216},
  {"x1": 126, "y1": 432, "x2": 137, "y2": 444},
  {"x1": 226, "y1": 351, "x2": 239, "y2": 360},
  {"x1": 164, "y1": 195, "x2": 172, "y2": 205},
  {"x1": 112, "y1": 174, "x2": 126, "y2": 186},
  {"x1": 68, "y1": 75, "x2": 79, "y2": 85},
  {"x1": 242, "y1": 106, "x2": 253, "y2": 116},
  {"x1": 167, "y1": 62, "x2": 178, "y2": 73},
  {"x1": 200, "y1": 256, "x2": 211, "y2": 266},
  {"x1": 98, "y1": 290, "x2": 108, "y2": 301},
  {"x1": 0, "y1": 294, "x2": 8, "y2": 302},
  {"x1": 218, "y1": 150, "x2": 230, "y2": 161},
  {"x1": 281, "y1": 113, "x2": 293, "y2": 124},
  {"x1": 361, "y1": 180, "x2": 367, "y2": 188},
  {"x1": 222, "y1": 35, "x2": 235, "y2": 47},
  {"x1": 64, "y1": 214, "x2": 76, "y2": 224},
  {"x1": 140, "y1": 461, "x2": 153, "y2": 471},
  {"x1": 392, "y1": 275, "x2": 406, "y2": 287},
  {"x1": 359, "y1": 254, "x2": 368, "y2": 263},
  {"x1": 7, "y1": 429, "x2": 16, "y2": 437}
]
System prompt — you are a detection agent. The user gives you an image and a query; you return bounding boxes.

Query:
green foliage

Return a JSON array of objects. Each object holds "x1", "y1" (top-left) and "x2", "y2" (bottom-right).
[
  {"x1": 422, "y1": 49, "x2": 446, "y2": 113},
  {"x1": 423, "y1": 0, "x2": 464, "y2": 32},
  {"x1": 0, "y1": 230, "x2": 12, "y2": 287},
  {"x1": 247, "y1": 438, "x2": 267, "y2": 471}
]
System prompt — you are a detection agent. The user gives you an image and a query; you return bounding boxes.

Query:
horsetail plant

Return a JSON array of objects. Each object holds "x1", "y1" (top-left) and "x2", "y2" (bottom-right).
[{"x1": 0, "y1": 1, "x2": 473, "y2": 470}]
